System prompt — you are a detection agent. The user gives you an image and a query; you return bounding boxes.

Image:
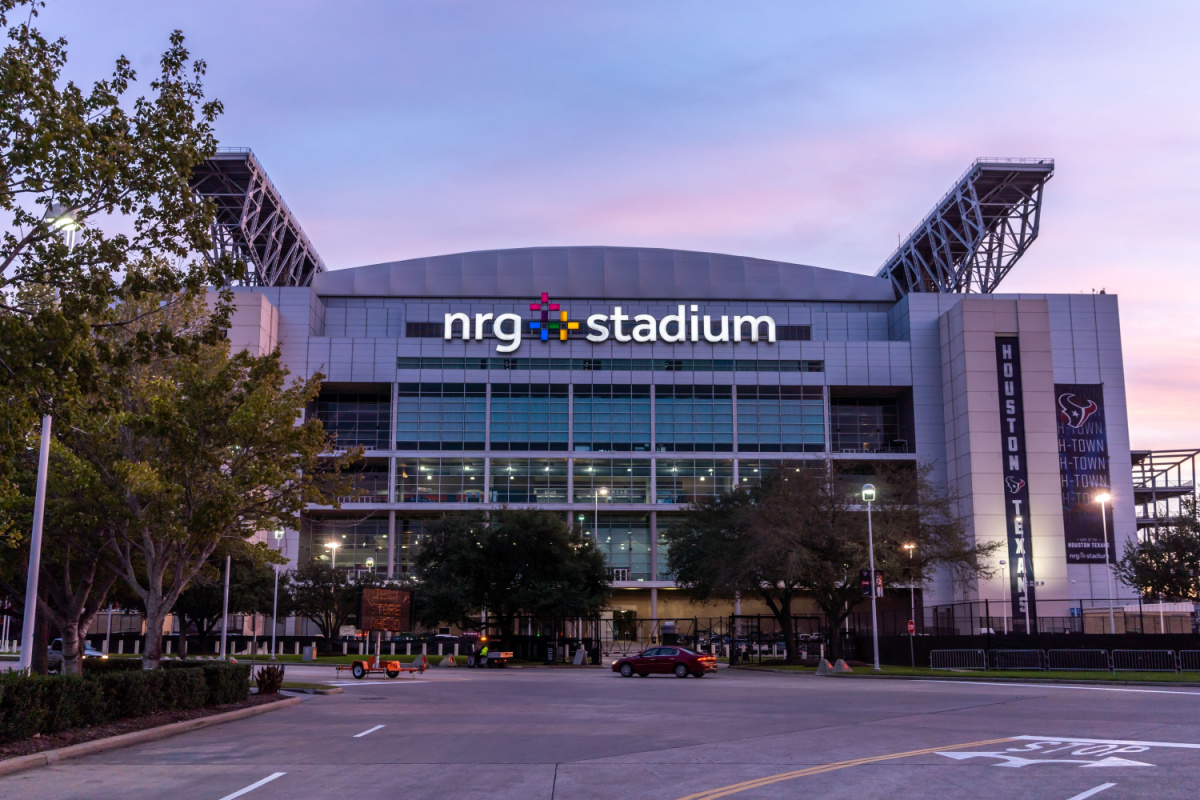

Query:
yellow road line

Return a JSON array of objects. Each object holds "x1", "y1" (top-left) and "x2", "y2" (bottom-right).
[{"x1": 674, "y1": 736, "x2": 1016, "y2": 800}]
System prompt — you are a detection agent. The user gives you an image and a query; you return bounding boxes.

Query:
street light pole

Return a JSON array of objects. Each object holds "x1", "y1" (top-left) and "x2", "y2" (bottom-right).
[
  {"x1": 270, "y1": 529, "x2": 285, "y2": 660},
  {"x1": 903, "y1": 543, "x2": 915, "y2": 669},
  {"x1": 862, "y1": 484, "x2": 880, "y2": 672},
  {"x1": 1097, "y1": 492, "x2": 1116, "y2": 634},
  {"x1": 219, "y1": 555, "x2": 231, "y2": 661},
  {"x1": 16, "y1": 416, "x2": 51, "y2": 672},
  {"x1": 17, "y1": 206, "x2": 80, "y2": 673}
]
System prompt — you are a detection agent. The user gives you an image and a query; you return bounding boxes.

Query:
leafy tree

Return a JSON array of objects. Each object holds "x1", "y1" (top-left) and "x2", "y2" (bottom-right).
[
  {"x1": 49, "y1": 293, "x2": 359, "y2": 669},
  {"x1": 414, "y1": 508, "x2": 610, "y2": 636},
  {"x1": 0, "y1": 0, "x2": 233, "y2": 545},
  {"x1": 0, "y1": 0, "x2": 237, "y2": 672},
  {"x1": 664, "y1": 461, "x2": 995, "y2": 661},
  {"x1": 1115, "y1": 498, "x2": 1200, "y2": 601},
  {"x1": 287, "y1": 561, "x2": 374, "y2": 641},
  {"x1": 173, "y1": 543, "x2": 286, "y2": 656}
]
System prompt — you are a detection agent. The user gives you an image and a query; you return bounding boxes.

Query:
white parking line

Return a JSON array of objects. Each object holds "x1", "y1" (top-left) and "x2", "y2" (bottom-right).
[
  {"x1": 327, "y1": 681, "x2": 430, "y2": 687},
  {"x1": 353, "y1": 724, "x2": 385, "y2": 738},
  {"x1": 917, "y1": 680, "x2": 1200, "y2": 697},
  {"x1": 217, "y1": 772, "x2": 286, "y2": 800},
  {"x1": 1065, "y1": 783, "x2": 1116, "y2": 800}
]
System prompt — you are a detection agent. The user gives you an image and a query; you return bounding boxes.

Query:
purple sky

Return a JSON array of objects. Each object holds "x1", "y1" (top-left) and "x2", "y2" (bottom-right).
[{"x1": 48, "y1": 1, "x2": 1200, "y2": 449}]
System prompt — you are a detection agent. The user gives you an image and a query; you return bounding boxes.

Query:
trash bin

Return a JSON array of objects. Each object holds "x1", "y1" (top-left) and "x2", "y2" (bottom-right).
[{"x1": 302, "y1": 645, "x2": 316, "y2": 662}]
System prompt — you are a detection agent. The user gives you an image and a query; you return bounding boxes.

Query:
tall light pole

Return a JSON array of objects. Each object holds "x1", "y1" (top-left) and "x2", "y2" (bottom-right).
[
  {"x1": 219, "y1": 555, "x2": 231, "y2": 661},
  {"x1": 17, "y1": 206, "x2": 81, "y2": 673},
  {"x1": 593, "y1": 486, "x2": 609, "y2": 542},
  {"x1": 999, "y1": 560, "x2": 1008, "y2": 634},
  {"x1": 325, "y1": 540, "x2": 342, "y2": 570},
  {"x1": 270, "y1": 529, "x2": 285, "y2": 660},
  {"x1": 862, "y1": 484, "x2": 880, "y2": 672},
  {"x1": 903, "y1": 542, "x2": 916, "y2": 669},
  {"x1": 1096, "y1": 492, "x2": 1116, "y2": 634}
]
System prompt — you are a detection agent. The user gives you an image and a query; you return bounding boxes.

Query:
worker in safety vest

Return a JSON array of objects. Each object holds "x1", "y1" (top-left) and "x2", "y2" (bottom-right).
[{"x1": 479, "y1": 644, "x2": 489, "y2": 666}]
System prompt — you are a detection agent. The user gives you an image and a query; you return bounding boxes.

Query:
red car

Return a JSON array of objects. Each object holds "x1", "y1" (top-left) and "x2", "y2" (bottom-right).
[{"x1": 612, "y1": 646, "x2": 718, "y2": 678}]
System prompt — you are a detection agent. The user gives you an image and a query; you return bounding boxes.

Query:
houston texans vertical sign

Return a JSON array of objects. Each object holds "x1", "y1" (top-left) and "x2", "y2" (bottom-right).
[{"x1": 996, "y1": 337, "x2": 1037, "y2": 630}]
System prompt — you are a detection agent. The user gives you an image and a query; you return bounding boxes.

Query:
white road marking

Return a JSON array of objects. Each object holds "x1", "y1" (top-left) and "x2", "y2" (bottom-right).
[
  {"x1": 217, "y1": 772, "x2": 286, "y2": 800},
  {"x1": 916, "y1": 680, "x2": 1200, "y2": 697},
  {"x1": 1065, "y1": 783, "x2": 1116, "y2": 800},
  {"x1": 938, "y1": 751, "x2": 1150, "y2": 769},
  {"x1": 353, "y1": 724, "x2": 385, "y2": 738},
  {"x1": 1014, "y1": 735, "x2": 1200, "y2": 750},
  {"x1": 326, "y1": 681, "x2": 430, "y2": 687}
]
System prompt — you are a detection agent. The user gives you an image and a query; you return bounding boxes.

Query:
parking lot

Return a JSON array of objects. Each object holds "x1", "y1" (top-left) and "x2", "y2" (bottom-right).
[{"x1": 4, "y1": 665, "x2": 1200, "y2": 799}]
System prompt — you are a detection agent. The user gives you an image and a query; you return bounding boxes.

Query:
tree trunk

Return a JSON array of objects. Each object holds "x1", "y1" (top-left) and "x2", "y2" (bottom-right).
[
  {"x1": 31, "y1": 597, "x2": 50, "y2": 675},
  {"x1": 760, "y1": 590, "x2": 797, "y2": 663},
  {"x1": 60, "y1": 621, "x2": 83, "y2": 675},
  {"x1": 142, "y1": 606, "x2": 165, "y2": 669}
]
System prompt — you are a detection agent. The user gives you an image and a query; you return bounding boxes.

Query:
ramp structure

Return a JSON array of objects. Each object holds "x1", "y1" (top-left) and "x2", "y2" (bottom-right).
[
  {"x1": 1131, "y1": 449, "x2": 1199, "y2": 533},
  {"x1": 877, "y1": 158, "x2": 1054, "y2": 295},
  {"x1": 191, "y1": 148, "x2": 325, "y2": 287}
]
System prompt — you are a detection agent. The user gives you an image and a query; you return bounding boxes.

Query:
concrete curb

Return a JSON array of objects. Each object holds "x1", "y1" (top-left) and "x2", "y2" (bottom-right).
[
  {"x1": 282, "y1": 687, "x2": 343, "y2": 695},
  {"x1": 0, "y1": 696, "x2": 302, "y2": 778},
  {"x1": 731, "y1": 665, "x2": 1200, "y2": 688}
]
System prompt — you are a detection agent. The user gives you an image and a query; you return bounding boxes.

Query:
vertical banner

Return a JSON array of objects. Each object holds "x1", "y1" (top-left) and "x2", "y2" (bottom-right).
[
  {"x1": 1056, "y1": 384, "x2": 1114, "y2": 564},
  {"x1": 996, "y1": 337, "x2": 1037, "y2": 628}
]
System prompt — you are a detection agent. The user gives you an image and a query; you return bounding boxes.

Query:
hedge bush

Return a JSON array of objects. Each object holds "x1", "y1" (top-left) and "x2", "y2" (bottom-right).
[{"x1": 0, "y1": 662, "x2": 251, "y2": 744}]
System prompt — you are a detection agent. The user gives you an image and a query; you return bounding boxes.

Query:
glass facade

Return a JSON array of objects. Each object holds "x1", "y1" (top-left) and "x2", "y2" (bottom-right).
[
  {"x1": 305, "y1": 378, "x2": 914, "y2": 585},
  {"x1": 736, "y1": 385, "x2": 825, "y2": 452},
  {"x1": 831, "y1": 397, "x2": 901, "y2": 453},
  {"x1": 396, "y1": 383, "x2": 486, "y2": 451},
  {"x1": 654, "y1": 386, "x2": 734, "y2": 452},
  {"x1": 301, "y1": 515, "x2": 389, "y2": 577},
  {"x1": 489, "y1": 458, "x2": 569, "y2": 503},
  {"x1": 395, "y1": 457, "x2": 485, "y2": 503},
  {"x1": 573, "y1": 458, "x2": 652, "y2": 504},
  {"x1": 314, "y1": 389, "x2": 391, "y2": 450},
  {"x1": 585, "y1": 514, "x2": 653, "y2": 581},
  {"x1": 655, "y1": 459, "x2": 734, "y2": 503},
  {"x1": 572, "y1": 385, "x2": 651, "y2": 452},
  {"x1": 490, "y1": 384, "x2": 569, "y2": 451}
]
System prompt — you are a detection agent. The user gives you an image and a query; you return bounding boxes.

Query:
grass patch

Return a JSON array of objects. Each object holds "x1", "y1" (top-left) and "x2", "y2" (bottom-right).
[
  {"x1": 280, "y1": 682, "x2": 332, "y2": 690},
  {"x1": 742, "y1": 663, "x2": 1200, "y2": 682}
]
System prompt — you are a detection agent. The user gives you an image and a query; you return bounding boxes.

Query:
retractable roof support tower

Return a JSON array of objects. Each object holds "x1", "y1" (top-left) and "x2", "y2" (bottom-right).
[
  {"x1": 877, "y1": 158, "x2": 1054, "y2": 296},
  {"x1": 191, "y1": 148, "x2": 325, "y2": 287}
]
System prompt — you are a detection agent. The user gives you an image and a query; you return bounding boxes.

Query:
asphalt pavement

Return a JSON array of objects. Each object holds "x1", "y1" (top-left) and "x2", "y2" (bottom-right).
[{"x1": 4, "y1": 664, "x2": 1200, "y2": 799}]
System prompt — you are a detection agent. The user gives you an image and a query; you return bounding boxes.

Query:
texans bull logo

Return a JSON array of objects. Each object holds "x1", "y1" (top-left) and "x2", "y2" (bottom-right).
[
  {"x1": 1058, "y1": 392, "x2": 1099, "y2": 428},
  {"x1": 1005, "y1": 476, "x2": 1025, "y2": 494}
]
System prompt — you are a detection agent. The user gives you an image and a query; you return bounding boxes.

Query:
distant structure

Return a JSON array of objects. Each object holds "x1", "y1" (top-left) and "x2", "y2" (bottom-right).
[
  {"x1": 877, "y1": 158, "x2": 1054, "y2": 296},
  {"x1": 190, "y1": 148, "x2": 325, "y2": 287},
  {"x1": 1131, "y1": 449, "x2": 1199, "y2": 534}
]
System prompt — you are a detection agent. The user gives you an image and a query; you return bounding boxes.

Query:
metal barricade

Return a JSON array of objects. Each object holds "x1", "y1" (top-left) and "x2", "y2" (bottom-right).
[
  {"x1": 930, "y1": 649, "x2": 986, "y2": 670},
  {"x1": 1047, "y1": 649, "x2": 1110, "y2": 671},
  {"x1": 1179, "y1": 651, "x2": 1200, "y2": 672},
  {"x1": 989, "y1": 649, "x2": 1045, "y2": 671},
  {"x1": 1112, "y1": 650, "x2": 1177, "y2": 672}
]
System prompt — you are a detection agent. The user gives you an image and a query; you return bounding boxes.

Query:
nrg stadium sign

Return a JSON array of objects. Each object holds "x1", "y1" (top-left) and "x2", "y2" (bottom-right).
[{"x1": 444, "y1": 293, "x2": 777, "y2": 353}]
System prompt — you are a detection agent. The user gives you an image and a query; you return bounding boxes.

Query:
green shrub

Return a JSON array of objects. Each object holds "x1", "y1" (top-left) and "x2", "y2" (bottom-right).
[
  {"x1": 203, "y1": 663, "x2": 251, "y2": 705},
  {"x1": 163, "y1": 668, "x2": 208, "y2": 710},
  {"x1": 82, "y1": 657, "x2": 142, "y2": 674},
  {"x1": 0, "y1": 662, "x2": 250, "y2": 744},
  {"x1": 0, "y1": 672, "x2": 46, "y2": 743}
]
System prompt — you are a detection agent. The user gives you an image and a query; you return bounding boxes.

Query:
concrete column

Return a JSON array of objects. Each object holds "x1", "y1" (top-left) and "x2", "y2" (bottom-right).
[
  {"x1": 387, "y1": 510, "x2": 396, "y2": 579},
  {"x1": 650, "y1": 587, "x2": 658, "y2": 620},
  {"x1": 649, "y1": 510, "x2": 658, "y2": 581}
]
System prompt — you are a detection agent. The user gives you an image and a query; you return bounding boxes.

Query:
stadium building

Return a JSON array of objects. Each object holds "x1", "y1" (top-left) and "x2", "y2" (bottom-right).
[{"x1": 198, "y1": 153, "x2": 1138, "y2": 634}]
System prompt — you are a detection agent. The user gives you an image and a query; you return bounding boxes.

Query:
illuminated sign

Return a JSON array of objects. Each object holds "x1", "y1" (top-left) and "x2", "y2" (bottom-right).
[
  {"x1": 996, "y1": 337, "x2": 1038, "y2": 629},
  {"x1": 444, "y1": 293, "x2": 777, "y2": 353},
  {"x1": 358, "y1": 587, "x2": 413, "y2": 632}
]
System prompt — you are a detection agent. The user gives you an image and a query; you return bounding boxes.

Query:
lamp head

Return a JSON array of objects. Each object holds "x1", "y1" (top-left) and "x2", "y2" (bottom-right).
[
  {"x1": 999, "y1": 559, "x2": 1006, "y2": 566},
  {"x1": 598, "y1": 486, "x2": 609, "y2": 497},
  {"x1": 365, "y1": 557, "x2": 375, "y2": 569},
  {"x1": 861, "y1": 484, "x2": 876, "y2": 503},
  {"x1": 1096, "y1": 492, "x2": 1111, "y2": 504}
]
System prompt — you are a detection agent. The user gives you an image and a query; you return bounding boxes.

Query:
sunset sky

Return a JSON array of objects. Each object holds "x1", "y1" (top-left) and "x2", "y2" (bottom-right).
[{"x1": 46, "y1": 1, "x2": 1200, "y2": 450}]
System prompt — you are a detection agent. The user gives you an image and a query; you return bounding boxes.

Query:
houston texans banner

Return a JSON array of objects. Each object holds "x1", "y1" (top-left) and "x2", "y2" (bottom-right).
[
  {"x1": 996, "y1": 337, "x2": 1037, "y2": 628},
  {"x1": 1056, "y1": 383, "x2": 1114, "y2": 564}
]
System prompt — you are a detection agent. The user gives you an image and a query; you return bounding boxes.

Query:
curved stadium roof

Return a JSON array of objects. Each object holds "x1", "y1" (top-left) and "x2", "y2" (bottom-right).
[{"x1": 312, "y1": 246, "x2": 897, "y2": 303}]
